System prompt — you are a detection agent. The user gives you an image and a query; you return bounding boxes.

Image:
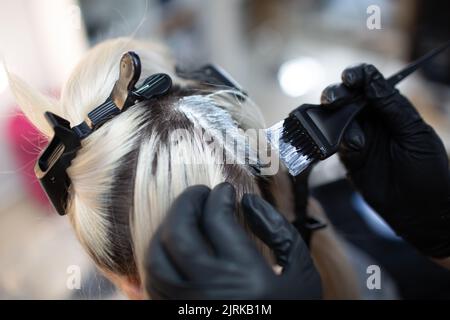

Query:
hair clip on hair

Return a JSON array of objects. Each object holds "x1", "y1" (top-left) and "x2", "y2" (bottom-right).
[
  {"x1": 35, "y1": 51, "x2": 173, "y2": 215},
  {"x1": 36, "y1": 52, "x2": 247, "y2": 216},
  {"x1": 176, "y1": 64, "x2": 247, "y2": 101}
]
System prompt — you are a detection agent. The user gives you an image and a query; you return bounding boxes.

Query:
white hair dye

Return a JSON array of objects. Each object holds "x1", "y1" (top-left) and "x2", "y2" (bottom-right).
[
  {"x1": 8, "y1": 38, "x2": 271, "y2": 295},
  {"x1": 7, "y1": 37, "x2": 361, "y2": 300},
  {"x1": 176, "y1": 93, "x2": 259, "y2": 168}
]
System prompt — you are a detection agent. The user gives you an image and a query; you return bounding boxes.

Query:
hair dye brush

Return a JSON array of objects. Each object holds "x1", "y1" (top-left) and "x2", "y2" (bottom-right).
[{"x1": 266, "y1": 41, "x2": 450, "y2": 176}]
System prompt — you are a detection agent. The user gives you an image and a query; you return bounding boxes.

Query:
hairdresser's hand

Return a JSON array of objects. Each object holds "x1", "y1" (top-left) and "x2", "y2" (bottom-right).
[
  {"x1": 145, "y1": 183, "x2": 322, "y2": 299},
  {"x1": 291, "y1": 169, "x2": 327, "y2": 246},
  {"x1": 321, "y1": 63, "x2": 450, "y2": 258}
]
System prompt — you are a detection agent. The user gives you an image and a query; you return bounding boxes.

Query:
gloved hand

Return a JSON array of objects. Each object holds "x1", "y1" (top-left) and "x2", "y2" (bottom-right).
[
  {"x1": 321, "y1": 63, "x2": 450, "y2": 258},
  {"x1": 290, "y1": 169, "x2": 327, "y2": 246},
  {"x1": 145, "y1": 182, "x2": 322, "y2": 299}
]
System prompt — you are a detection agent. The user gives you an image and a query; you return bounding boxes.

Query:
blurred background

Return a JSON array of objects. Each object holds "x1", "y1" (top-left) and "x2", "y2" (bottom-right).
[{"x1": 0, "y1": 0, "x2": 450, "y2": 299}]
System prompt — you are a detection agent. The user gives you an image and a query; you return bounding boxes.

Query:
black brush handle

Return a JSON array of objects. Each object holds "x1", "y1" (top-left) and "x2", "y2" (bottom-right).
[
  {"x1": 298, "y1": 39, "x2": 450, "y2": 158},
  {"x1": 312, "y1": 48, "x2": 443, "y2": 152},
  {"x1": 297, "y1": 99, "x2": 367, "y2": 158},
  {"x1": 325, "y1": 40, "x2": 450, "y2": 109},
  {"x1": 387, "y1": 40, "x2": 450, "y2": 86}
]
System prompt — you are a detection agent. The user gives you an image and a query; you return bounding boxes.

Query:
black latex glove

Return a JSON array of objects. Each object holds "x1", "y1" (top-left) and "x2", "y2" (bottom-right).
[
  {"x1": 321, "y1": 63, "x2": 450, "y2": 258},
  {"x1": 290, "y1": 169, "x2": 327, "y2": 246},
  {"x1": 145, "y1": 182, "x2": 322, "y2": 299}
]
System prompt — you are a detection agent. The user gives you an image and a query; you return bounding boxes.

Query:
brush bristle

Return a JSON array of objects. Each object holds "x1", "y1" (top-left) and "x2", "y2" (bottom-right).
[{"x1": 265, "y1": 117, "x2": 319, "y2": 176}]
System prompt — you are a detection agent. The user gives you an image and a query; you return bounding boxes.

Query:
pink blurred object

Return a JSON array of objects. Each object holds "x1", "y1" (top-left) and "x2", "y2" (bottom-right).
[{"x1": 6, "y1": 109, "x2": 50, "y2": 209}]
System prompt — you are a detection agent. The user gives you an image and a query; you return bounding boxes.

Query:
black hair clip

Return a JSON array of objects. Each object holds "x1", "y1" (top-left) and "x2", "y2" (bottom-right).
[
  {"x1": 175, "y1": 64, "x2": 247, "y2": 100},
  {"x1": 35, "y1": 51, "x2": 172, "y2": 215}
]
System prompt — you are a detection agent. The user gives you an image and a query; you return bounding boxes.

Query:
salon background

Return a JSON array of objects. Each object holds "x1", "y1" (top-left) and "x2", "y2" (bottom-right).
[{"x1": 0, "y1": 0, "x2": 449, "y2": 299}]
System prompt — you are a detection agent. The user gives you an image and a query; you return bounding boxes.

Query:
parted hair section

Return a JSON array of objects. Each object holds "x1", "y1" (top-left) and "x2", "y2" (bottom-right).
[{"x1": 8, "y1": 38, "x2": 267, "y2": 285}]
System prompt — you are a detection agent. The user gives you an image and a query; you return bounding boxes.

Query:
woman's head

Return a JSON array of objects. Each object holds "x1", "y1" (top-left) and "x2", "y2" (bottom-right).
[{"x1": 9, "y1": 38, "x2": 271, "y2": 297}]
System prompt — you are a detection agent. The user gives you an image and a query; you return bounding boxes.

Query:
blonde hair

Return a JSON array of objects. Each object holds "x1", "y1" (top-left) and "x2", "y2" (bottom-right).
[
  {"x1": 9, "y1": 37, "x2": 361, "y2": 299},
  {"x1": 8, "y1": 38, "x2": 267, "y2": 286}
]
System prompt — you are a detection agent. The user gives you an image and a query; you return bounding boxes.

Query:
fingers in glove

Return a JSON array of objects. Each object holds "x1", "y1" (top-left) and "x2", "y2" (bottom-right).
[
  {"x1": 241, "y1": 194, "x2": 304, "y2": 267},
  {"x1": 202, "y1": 182, "x2": 264, "y2": 263},
  {"x1": 342, "y1": 63, "x2": 396, "y2": 99},
  {"x1": 342, "y1": 64, "x2": 423, "y2": 136},
  {"x1": 145, "y1": 229, "x2": 184, "y2": 299},
  {"x1": 341, "y1": 120, "x2": 366, "y2": 152},
  {"x1": 320, "y1": 83, "x2": 355, "y2": 108},
  {"x1": 341, "y1": 63, "x2": 367, "y2": 89},
  {"x1": 241, "y1": 195, "x2": 322, "y2": 299},
  {"x1": 160, "y1": 185, "x2": 215, "y2": 280},
  {"x1": 280, "y1": 236, "x2": 323, "y2": 299},
  {"x1": 338, "y1": 120, "x2": 367, "y2": 172}
]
